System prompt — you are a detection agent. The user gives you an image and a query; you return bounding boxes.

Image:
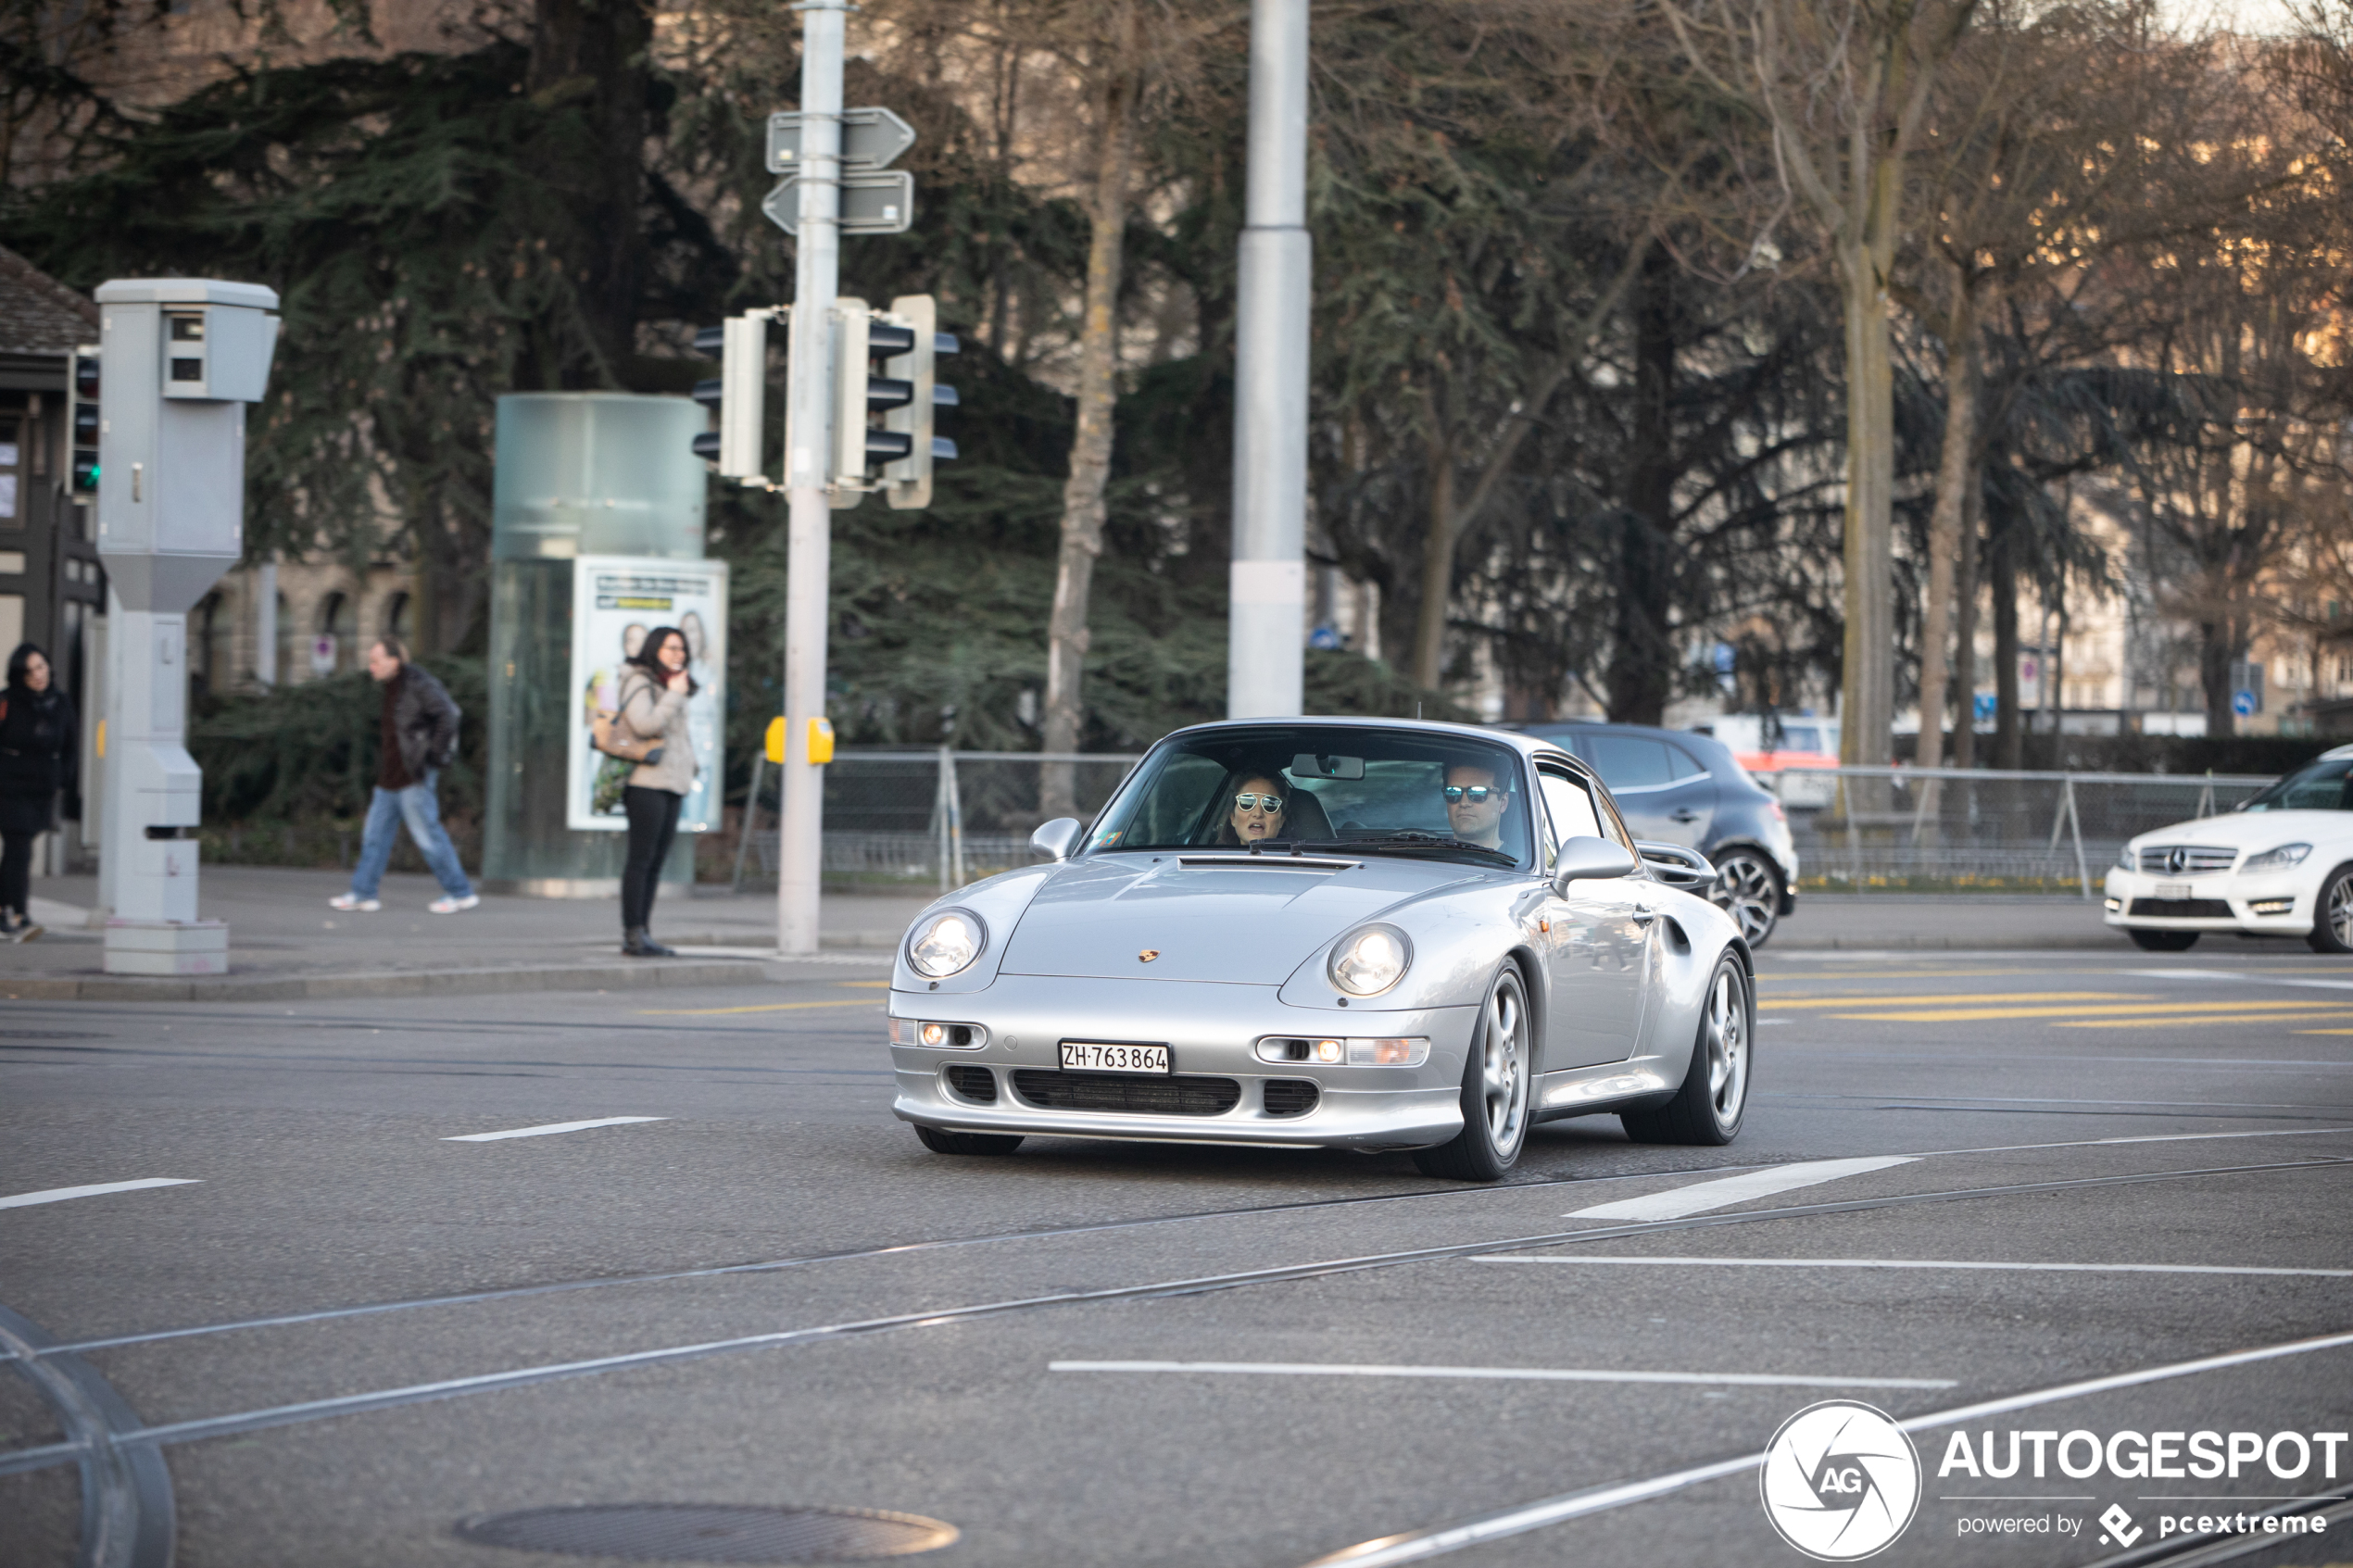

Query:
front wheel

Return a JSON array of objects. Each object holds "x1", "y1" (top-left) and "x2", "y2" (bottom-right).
[
  {"x1": 1621, "y1": 953, "x2": 1750, "y2": 1146},
  {"x1": 2309, "y1": 864, "x2": 2353, "y2": 954},
  {"x1": 1414, "y1": 963, "x2": 1532, "y2": 1182},
  {"x1": 1708, "y1": 848, "x2": 1782, "y2": 947},
  {"x1": 915, "y1": 1125, "x2": 1025, "y2": 1156},
  {"x1": 2128, "y1": 928, "x2": 2201, "y2": 952}
]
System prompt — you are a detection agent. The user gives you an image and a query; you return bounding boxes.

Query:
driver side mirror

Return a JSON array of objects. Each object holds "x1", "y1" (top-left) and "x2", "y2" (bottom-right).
[
  {"x1": 1553, "y1": 834, "x2": 1636, "y2": 890},
  {"x1": 1030, "y1": 817, "x2": 1084, "y2": 861}
]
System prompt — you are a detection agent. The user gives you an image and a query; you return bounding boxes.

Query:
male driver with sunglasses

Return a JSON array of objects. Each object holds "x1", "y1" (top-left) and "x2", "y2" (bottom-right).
[{"x1": 1442, "y1": 763, "x2": 1512, "y2": 849}]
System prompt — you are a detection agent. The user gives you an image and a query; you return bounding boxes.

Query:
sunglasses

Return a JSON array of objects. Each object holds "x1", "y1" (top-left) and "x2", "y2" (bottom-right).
[
  {"x1": 1233, "y1": 793, "x2": 1286, "y2": 812},
  {"x1": 1442, "y1": 785, "x2": 1500, "y2": 805}
]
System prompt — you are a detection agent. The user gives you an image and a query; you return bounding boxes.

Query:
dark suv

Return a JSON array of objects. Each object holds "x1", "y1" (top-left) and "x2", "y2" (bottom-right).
[{"x1": 1517, "y1": 721, "x2": 1801, "y2": 946}]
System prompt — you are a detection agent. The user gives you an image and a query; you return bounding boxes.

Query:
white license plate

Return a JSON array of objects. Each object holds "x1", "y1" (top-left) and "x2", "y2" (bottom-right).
[
  {"x1": 2157, "y1": 883, "x2": 2192, "y2": 901},
  {"x1": 1059, "y1": 1042, "x2": 1170, "y2": 1074}
]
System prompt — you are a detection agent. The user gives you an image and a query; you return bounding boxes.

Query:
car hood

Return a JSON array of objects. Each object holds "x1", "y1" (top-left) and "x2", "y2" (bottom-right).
[
  {"x1": 2133, "y1": 810, "x2": 2352, "y2": 853},
  {"x1": 998, "y1": 853, "x2": 1491, "y2": 985}
]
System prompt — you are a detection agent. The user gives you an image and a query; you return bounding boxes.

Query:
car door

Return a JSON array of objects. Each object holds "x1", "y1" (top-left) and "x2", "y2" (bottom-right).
[
  {"x1": 1580, "y1": 732, "x2": 1715, "y2": 847},
  {"x1": 1536, "y1": 764, "x2": 1647, "y2": 1068}
]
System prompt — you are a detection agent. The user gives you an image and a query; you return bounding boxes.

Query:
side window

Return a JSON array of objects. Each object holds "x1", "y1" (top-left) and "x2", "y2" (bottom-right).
[
  {"x1": 1584, "y1": 734, "x2": 1675, "y2": 791},
  {"x1": 1539, "y1": 770, "x2": 1601, "y2": 871},
  {"x1": 1666, "y1": 743, "x2": 1707, "y2": 781}
]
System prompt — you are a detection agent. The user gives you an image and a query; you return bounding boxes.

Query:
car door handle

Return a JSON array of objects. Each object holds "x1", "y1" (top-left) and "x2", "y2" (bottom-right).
[
  {"x1": 1630, "y1": 908, "x2": 1656, "y2": 925},
  {"x1": 1668, "y1": 809, "x2": 1701, "y2": 823}
]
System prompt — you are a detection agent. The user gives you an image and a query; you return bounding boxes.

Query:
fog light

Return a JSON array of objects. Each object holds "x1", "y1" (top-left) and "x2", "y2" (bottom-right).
[
  {"x1": 1314, "y1": 1038, "x2": 1344, "y2": 1064},
  {"x1": 1348, "y1": 1037, "x2": 1430, "y2": 1067},
  {"x1": 2250, "y1": 897, "x2": 2295, "y2": 916},
  {"x1": 2104, "y1": 897, "x2": 2121, "y2": 912},
  {"x1": 921, "y1": 1022, "x2": 949, "y2": 1047}
]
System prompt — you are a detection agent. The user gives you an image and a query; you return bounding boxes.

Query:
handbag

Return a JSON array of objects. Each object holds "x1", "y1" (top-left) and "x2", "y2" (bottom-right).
[{"x1": 590, "y1": 677, "x2": 666, "y2": 767}]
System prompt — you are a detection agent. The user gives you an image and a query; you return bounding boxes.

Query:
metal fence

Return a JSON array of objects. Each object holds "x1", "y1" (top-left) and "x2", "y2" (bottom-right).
[
  {"x1": 734, "y1": 750, "x2": 2280, "y2": 898},
  {"x1": 1755, "y1": 765, "x2": 2275, "y2": 896},
  {"x1": 733, "y1": 750, "x2": 1139, "y2": 893}
]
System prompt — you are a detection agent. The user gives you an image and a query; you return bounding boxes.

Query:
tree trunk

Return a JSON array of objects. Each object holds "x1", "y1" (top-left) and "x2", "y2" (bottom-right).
[
  {"x1": 2199, "y1": 618, "x2": 2237, "y2": 740},
  {"x1": 1915, "y1": 288, "x2": 1981, "y2": 773},
  {"x1": 1990, "y1": 521, "x2": 2021, "y2": 770},
  {"x1": 1950, "y1": 477, "x2": 1982, "y2": 771},
  {"x1": 1038, "y1": 37, "x2": 1140, "y2": 821},
  {"x1": 1835, "y1": 236, "x2": 1897, "y2": 771},
  {"x1": 1409, "y1": 422, "x2": 1456, "y2": 691},
  {"x1": 529, "y1": 0, "x2": 652, "y2": 387},
  {"x1": 1607, "y1": 245, "x2": 1677, "y2": 726}
]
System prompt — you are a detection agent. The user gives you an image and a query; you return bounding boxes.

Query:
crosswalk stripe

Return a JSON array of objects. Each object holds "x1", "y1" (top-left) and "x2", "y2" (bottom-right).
[
  {"x1": 1564, "y1": 1156, "x2": 1919, "y2": 1222},
  {"x1": 1048, "y1": 1361, "x2": 1957, "y2": 1391}
]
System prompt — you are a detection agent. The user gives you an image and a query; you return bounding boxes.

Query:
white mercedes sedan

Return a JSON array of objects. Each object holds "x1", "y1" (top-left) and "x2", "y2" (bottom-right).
[{"x1": 2104, "y1": 745, "x2": 2353, "y2": 954}]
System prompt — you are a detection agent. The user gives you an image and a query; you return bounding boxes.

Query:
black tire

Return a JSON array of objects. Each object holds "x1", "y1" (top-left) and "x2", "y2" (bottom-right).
[
  {"x1": 2309, "y1": 864, "x2": 2353, "y2": 954},
  {"x1": 1707, "y1": 847, "x2": 1782, "y2": 947},
  {"x1": 1621, "y1": 953, "x2": 1751, "y2": 1146},
  {"x1": 914, "y1": 1125, "x2": 1025, "y2": 1156},
  {"x1": 1413, "y1": 963, "x2": 1533, "y2": 1182},
  {"x1": 2127, "y1": 928, "x2": 2201, "y2": 952}
]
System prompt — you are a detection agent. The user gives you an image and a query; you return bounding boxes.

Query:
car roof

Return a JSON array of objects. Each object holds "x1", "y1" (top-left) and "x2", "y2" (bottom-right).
[
  {"x1": 2322, "y1": 743, "x2": 2353, "y2": 760},
  {"x1": 1516, "y1": 719, "x2": 1743, "y2": 774},
  {"x1": 1154, "y1": 714, "x2": 1584, "y2": 776}
]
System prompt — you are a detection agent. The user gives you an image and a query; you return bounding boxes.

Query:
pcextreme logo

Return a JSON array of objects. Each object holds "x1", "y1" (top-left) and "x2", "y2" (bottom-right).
[{"x1": 1760, "y1": 1400, "x2": 1924, "y2": 1561}]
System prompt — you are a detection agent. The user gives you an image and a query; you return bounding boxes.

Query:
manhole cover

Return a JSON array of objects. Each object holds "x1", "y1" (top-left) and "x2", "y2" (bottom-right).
[{"x1": 456, "y1": 1504, "x2": 959, "y2": 1563}]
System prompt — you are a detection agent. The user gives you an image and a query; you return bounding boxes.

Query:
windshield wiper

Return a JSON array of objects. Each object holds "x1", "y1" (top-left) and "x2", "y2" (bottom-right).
[{"x1": 1290, "y1": 833, "x2": 1518, "y2": 868}]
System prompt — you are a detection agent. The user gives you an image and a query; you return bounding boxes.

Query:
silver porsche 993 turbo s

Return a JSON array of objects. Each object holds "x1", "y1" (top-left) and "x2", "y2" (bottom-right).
[{"x1": 887, "y1": 718, "x2": 1755, "y2": 1180}]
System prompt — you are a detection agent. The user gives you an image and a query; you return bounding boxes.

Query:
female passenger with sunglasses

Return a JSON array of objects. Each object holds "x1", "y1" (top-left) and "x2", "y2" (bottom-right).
[{"x1": 1217, "y1": 772, "x2": 1289, "y2": 846}]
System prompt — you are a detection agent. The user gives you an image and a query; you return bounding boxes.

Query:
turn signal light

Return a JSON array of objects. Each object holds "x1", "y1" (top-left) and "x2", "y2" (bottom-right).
[{"x1": 890, "y1": 1018, "x2": 987, "y2": 1048}]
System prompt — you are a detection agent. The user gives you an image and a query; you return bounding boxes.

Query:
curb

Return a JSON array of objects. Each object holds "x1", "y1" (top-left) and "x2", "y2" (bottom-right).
[
  {"x1": 1, "y1": 958, "x2": 774, "y2": 1004},
  {"x1": 1767, "y1": 935, "x2": 2133, "y2": 951}
]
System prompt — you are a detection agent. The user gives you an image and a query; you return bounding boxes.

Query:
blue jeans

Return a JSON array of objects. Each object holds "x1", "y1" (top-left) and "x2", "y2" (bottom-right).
[{"x1": 350, "y1": 771, "x2": 472, "y2": 899}]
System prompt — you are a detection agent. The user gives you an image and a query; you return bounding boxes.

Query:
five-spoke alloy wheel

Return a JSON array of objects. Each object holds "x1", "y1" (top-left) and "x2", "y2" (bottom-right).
[
  {"x1": 1622, "y1": 953, "x2": 1751, "y2": 1146},
  {"x1": 1415, "y1": 963, "x2": 1532, "y2": 1181},
  {"x1": 2309, "y1": 864, "x2": 2353, "y2": 955}
]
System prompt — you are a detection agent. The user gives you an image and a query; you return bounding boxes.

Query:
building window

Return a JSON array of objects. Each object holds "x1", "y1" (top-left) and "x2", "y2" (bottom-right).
[
  {"x1": 316, "y1": 591, "x2": 354, "y2": 676},
  {"x1": 0, "y1": 414, "x2": 20, "y2": 527},
  {"x1": 384, "y1": 591, "x2": 410, "y2": 647}
]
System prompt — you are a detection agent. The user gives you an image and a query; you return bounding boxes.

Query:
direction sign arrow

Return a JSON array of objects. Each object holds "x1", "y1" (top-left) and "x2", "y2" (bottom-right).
[
  {"x1": 761, "y1": 169, "x2": 916, "y2": 236},
  {"x1": 767, "y1": 107, "x2": 917, "y2": 174}
]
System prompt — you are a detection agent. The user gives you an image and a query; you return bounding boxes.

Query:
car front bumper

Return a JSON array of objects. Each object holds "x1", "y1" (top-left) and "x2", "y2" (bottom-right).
[
  {"x1": 888, "y1": 974, "x2": 1478, "y2": 1149},
  {"x1": 2101, "y1": 867, "x2": 2310, "y2": 935}
]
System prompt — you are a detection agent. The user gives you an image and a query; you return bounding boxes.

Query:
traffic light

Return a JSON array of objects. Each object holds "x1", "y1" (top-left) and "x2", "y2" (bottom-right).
[
  {"x1": 690, "y1": 308, "x2": 778, "y2": 481},
  {"x1": 68, "y1": 345, "x2": 100, "y2": 495},
  {"x1": 828, "y1": 295, "x2": 958, "y2": 509}
]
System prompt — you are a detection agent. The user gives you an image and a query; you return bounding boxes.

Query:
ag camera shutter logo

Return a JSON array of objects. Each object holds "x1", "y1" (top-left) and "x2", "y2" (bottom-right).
[{"x1": 1760, "y1": 1400, "x2": 1922, "y2": 1560}]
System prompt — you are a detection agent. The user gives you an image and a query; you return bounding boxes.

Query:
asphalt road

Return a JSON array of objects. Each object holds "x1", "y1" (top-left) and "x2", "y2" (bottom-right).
[{"x1": 4, "y1": 945, "x2": 2352, "y2": 1568}]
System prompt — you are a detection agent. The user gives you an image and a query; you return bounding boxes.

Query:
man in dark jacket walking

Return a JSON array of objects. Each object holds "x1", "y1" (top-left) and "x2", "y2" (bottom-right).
[{"x1": 331, "y1": 636, "x2": 478, "y2": 913}]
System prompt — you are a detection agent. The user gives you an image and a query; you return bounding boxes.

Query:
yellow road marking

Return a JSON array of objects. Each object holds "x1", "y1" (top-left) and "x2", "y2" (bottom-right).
[
  {"x1": 2295, "y1": 1028, "x2": 2353, "y2": 1035},
  {"x1": 1760, "y1": 993, "x2": 2138, "y2": 1011},
  {"x1": 2059, "y1": 1011, "x2": 2353, "y2": 1029},
  {"x1": 1829, "y1": 999, "x2": 2353, "y2": 1023},
  {"x1": 638, "y1": 998, "x2": 884, "y2": 1016}
]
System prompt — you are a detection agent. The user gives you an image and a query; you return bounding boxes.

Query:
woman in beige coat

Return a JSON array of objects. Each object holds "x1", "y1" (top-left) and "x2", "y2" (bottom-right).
[{"x1": 615, "y1": 625, "x2": 698, "y2": 956}]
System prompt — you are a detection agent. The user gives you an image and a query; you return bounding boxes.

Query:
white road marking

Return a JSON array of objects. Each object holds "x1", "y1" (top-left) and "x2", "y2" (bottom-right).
[
  {"x1": 1049, "y1": 1361, "x2": 1955, "y2": 1390},
  {"x1": 0, "y1": 1178, "x2": 198, "y2": 1210},
  {"x1": 442, "y1": 1117, "x2": 668, "y2": 1143},
  {"x1": 2127, "y1": 969, "x2": 2353, "y2": 993},
  {"x1": 1564, "y1": 1156, "x2": 1919, "y2": 1221},
  {"x1": 1302, "y1": 1326, "x2": 2353, "y2": 1567},
  {"x1": 1470, "y1": 1255, "x2": 2353, "y2": 1279}
]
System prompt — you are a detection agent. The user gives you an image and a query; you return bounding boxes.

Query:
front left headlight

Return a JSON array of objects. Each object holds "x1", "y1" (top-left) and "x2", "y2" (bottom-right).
[
  {"x1": 2243, "y1": 842, "x2": 2312, "y2": 873},
  {"x1": 1329, "y1": 925, "x2": 1411, "y2": 997},
  {"x1": 908, "y1": 909, "x2": 987, "y2": 978}
]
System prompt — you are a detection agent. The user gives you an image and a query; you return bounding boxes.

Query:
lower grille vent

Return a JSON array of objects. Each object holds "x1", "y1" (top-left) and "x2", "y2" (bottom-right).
[
  {"x1": 2129, "y1": 897, "x2": 2233, "y2": 919},
  {"x1": 1011, "y1": 1070, "x2": 1241, "y2": 1116},
  {"x1": 944, "y1": 1065, "x2": 998, "y2": 1102},
  {"x1": 1262, "y1": 1080, "x2": 1320, "y2": 1117}
]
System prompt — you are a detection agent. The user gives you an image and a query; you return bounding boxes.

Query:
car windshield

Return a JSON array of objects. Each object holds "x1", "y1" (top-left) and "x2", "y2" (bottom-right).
[
  {"x1": 2241, "y1": 755, "x2": 2353, "y2": 812},
  {"x1": 1082, "y1": 724, "x2": 1535, "y2": 870}
]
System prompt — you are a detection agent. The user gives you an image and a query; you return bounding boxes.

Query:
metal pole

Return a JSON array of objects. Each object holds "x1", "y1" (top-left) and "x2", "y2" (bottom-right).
[
  {"x1": 2067, "y1": 777, "x2": 2091, "y2": 899},
  {"x1": 947, "y1": 749, "x2": 965, "y2": 888},
  {"x1": 934, "y1": 746, "x2": 950, "y2": 895},
  {"x1": 1227, "y1": 0, "x2": 1310, "y2": 720},
  {"x1": 776, "y1": 0, "x2": 847, "y2": 957}
]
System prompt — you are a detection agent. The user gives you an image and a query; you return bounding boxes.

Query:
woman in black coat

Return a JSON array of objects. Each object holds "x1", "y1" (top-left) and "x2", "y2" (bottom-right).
[{"x1": 0, "y1": 642, "x2": 78, "y2": 941}]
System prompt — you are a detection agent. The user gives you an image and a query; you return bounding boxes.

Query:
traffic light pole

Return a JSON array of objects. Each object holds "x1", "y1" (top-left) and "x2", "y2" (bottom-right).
[
  {"x1": 1227, "y1": 0, "x2": 1311, "y2": 720},
  {"x1": 777, "y1": 0, "x2": 848, "y2": 957}
]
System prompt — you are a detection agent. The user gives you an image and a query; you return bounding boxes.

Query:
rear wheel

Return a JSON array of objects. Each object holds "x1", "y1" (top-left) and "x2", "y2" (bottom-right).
[
  {"x1": 1414, "y1": 963, "x2": 1532, "y2": 1182},
  {"x1": 2127, "y1": 928, "x2": 2201, "y2": 952},
  {"x1": 1621, "y1": 954, "x2": 1750, "y2": 1146},
  {"x1": 1708, "y1": 848, "x2": 1782, "y2": 947},
  {"x1": 2309, "y1": 864, "x2": 2353, "y2": 954},
  {"x1": 914, "y1": 1125, "x2": 1025, "y2": 1156}
]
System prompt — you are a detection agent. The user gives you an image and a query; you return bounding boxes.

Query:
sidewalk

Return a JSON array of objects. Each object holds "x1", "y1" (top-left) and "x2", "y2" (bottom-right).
[
  {"x1": 1774, "y1": 893, "x2": 2133, "y2": 951},
  {"x1": 3, "y1": 866, "x2": 932, "y2": 1003}
]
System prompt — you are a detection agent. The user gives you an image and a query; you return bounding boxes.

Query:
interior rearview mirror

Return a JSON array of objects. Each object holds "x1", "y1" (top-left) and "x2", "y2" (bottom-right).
[
  {"x1": 1030, "y1": 817, "x2": 1084, "y2": 861},
  {"x1": 1553, "y1": 834, "x2": 1636, "y2": 888},
  {"x1": 1290, "y1": 752, "x2": 1365, "y2": 781}
]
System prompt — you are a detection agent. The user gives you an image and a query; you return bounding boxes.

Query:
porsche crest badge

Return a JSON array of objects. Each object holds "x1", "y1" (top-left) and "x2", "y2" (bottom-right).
[{"x1": 1139, "y1": 949, "x2": 1160, "y2": 962}]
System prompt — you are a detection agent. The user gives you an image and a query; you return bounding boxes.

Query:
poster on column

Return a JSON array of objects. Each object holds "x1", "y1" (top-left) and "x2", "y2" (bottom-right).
[{"x1": 566, "y1": 554, "x2": 729, "y2": 834}]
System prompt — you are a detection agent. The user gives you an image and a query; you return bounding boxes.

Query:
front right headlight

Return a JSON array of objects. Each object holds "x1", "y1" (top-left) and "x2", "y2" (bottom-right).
[
  {"x1": 2243, "y1": 842, "x2": 2312, "y2": 873},
  {"x1": 908, "y1": 909, "x2": 987, "y2": 978},
  {"x1": 1329, "y1": 926, "x2": 1411, "y2": 997},
  {"x1": 2117, "y1": 844, "x2": 2136, "y2": 872}
]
